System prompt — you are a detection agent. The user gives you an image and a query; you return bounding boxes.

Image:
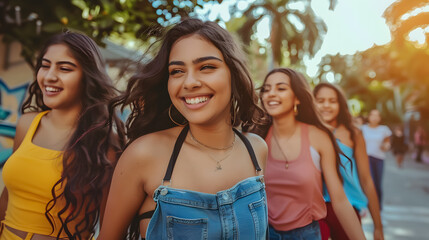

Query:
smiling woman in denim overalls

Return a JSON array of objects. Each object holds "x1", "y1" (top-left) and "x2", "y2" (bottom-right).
[{"x1": 98, "y1": 18, "x2": 269, "y2": 240}]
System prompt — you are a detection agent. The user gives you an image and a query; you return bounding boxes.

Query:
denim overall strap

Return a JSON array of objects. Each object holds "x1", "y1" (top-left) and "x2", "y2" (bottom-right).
[
  {"x1": 163, "y1": 126, "x2": 261, "y2": 183},
  {"x1": 163, "y1": 125, "x2": 189, "y2": 183},
  {"x1": 233, "y1": 128, "x2": 262, "y2": 172},
  {"x1": 147, "y1": 125, "x2": 268, "y2": 240}
]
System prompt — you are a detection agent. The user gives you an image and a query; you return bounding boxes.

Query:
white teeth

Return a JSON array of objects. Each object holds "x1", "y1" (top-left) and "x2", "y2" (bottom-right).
[
  {"x1": 45, "y1": 86, "x2": 61, "y2": 92},
  {"x1": 185, "y1": 96, "x2": 209, "y2": 105},
  {"x1": 268, "y1": 101, "x2": 280, "y2": 106}
]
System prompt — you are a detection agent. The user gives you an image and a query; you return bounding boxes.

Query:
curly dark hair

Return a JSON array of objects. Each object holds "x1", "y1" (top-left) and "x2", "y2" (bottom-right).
[
  {"x1": 255, "y1": 68, "x2": 346, "y2": 181},
  {"x1": 21, "y1": 31, "x2": 125, "y2": 239}
]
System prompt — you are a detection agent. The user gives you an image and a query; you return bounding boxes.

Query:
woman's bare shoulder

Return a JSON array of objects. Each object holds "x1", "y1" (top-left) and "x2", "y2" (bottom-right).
[
  {"x1": 240, "y1": 131, "x2": 267, "y2": 149},
  {"x1": 120, "y1": 127, "x2": 183, "y2": 167},
  {"x1": 16, "y1": 112, "x2": 39, "y2": 130},
  {"x1": 13, "y1": 112, "x2": 40, "y2": 150},
  {"x1": 239, "y1": 131, "x2": 268, "y2": 168},
  {"x1": 307, "y1": 124, "x2": 330, "y2": 140},
  {"x1": 307, "y1": 124, "x2": 333, "y2": 150}
]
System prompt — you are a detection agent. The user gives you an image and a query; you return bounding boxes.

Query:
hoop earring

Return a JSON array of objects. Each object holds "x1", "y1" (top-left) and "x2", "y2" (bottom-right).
[
  {"x1": 294, "y1": 104, "x2": 298, "y2": 114},
  {"x1": 231, "y1": 108, "x2": 236, "y2": 126},
  {"x1": 230, "y1": 97, "x2": 238, "y2": 126},
  {"x1": 169, "y1": 104, "x2": 186, "y2": 126}
]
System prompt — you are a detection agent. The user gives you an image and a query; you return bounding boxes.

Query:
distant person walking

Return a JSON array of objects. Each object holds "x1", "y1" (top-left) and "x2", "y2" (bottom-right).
[
  {"x1": 414, "y1": 125, "x2": 426, "y2": 163},
  {"x1": 353, "y1": 116, "x2": 365, "y2": 129},
  {"x1": 391, "y1": 125, "x2": 408, "y2": 168},
  {"x1": 361, "y1": 109, "x2": 391, "y2": 210}
]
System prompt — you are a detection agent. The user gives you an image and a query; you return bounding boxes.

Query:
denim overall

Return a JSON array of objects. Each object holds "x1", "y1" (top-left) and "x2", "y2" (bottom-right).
[{"x1": 145, "y1": 125, "x2": 268, "y2": 240}]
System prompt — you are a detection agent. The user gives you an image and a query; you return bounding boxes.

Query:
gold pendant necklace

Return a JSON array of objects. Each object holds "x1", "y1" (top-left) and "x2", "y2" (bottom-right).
[
  {"x1": 272, "y1": 127, "x2": 298, "y2": 169},
  {"x1": 189, "y1": 130, "x2": 236, "y2": 171}
]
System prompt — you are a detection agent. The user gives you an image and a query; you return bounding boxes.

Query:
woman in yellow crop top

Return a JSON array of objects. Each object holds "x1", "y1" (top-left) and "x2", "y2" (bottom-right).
[{"x1": 0, "y1": 32, "x2": 125, "y2": 239}]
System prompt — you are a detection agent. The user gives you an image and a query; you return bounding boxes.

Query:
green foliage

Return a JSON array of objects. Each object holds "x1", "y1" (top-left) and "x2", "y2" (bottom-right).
[
  {"x1": 230, "y1": 0, "x2": 335, "y2": 67},
  {"x1": 384, "y1": 0, "x2": 429, "y2": 44},
  {"x1": 0, "y1": 0, "x2": 221, "y2": 69},
  {"x1": 315, "y1": 0, "x2": 429, "y2": 123}
]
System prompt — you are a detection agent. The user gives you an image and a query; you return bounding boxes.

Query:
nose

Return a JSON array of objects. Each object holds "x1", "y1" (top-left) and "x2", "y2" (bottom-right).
[
  {"x1": 44, "y1": 67, "x2": 58, "y2": 82},
  {"x1": 266, "y1": 88, "x2": 276, "y2": 97},
  {"x1": 322, "y1": 101, "x2": 330, "y2": 107},
  {"x1": 183, "y1": 72, "x2": 201, "y2": 90}
]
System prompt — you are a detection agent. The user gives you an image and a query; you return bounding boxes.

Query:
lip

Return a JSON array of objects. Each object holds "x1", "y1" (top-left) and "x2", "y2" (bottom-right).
[
  {"x1": 267, "y1": 100, "x2": 281, "y2": 106},
  {"x1": 264, "y1": 99, "x2": 282, "y2": 108},
  {"x1": 181, "y1": 94, "x2": 212, "y2": 110},
  {"x1": 320, "y1": 111, "x2": 333, "y2": 115},
  {"x1": 43, "y1": 85, "x2": 63, "y2": 96}
]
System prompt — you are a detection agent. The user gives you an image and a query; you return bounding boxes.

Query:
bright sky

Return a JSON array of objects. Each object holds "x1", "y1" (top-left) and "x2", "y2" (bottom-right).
[
  {"x1": 199, "y1": 0, "x2": 398, "y2": 77},
  {"x1": 305, "y1": 0, "x2": 397, "y2": 76}
]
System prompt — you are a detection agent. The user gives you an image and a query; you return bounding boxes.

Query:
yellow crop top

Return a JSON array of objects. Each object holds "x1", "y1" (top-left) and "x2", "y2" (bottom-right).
[{"x1": 2, "y1": 111, "x2": 73, "y2": 237}]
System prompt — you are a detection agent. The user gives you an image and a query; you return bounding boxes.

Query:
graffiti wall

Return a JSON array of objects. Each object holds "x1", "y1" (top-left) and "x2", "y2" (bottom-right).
[
  {"x1": 0, "y1": 79, "x2": 29, "y2": 164},
  {"x1": 0, "y1": 38, "x2": 33, "y2": 164}
]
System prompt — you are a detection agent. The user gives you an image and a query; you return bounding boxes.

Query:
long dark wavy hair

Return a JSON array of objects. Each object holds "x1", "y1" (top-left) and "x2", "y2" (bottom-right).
[
  {"x1": 314, "y1": 82, "x2": 358, "y2": 157},
  {"x1": 21, "y1": 31, "x2": 125, "y2": 239},
  {"x1": 110, "y1": 18, "x2": 266, "y2": 239},
  {"x1": 255, "y1": 68, "x2": 345, "y2": 180},
  {"x1": 112, "y1": 18, "x2": 266, "y2": 144}
]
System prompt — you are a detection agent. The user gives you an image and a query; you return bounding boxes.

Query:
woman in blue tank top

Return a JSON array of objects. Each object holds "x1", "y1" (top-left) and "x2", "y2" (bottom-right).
[
  {"x1": 98, "y1": 18, "x2": 269, "y2": 240},
  {"x1": 314, "y1": 83, "x2": 384, "y2": 240}
]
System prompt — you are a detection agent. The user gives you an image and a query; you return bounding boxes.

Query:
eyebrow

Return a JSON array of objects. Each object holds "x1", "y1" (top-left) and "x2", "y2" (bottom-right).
[
  {"x1": 264, "y1": 82, "x2": 289, "y2": 87},
  {"x1": 42, "y1": 58, "x2": 77, "y2": 68},
  {"x1": 168, "y1": 56, "x2": 223, "y2": 66}
]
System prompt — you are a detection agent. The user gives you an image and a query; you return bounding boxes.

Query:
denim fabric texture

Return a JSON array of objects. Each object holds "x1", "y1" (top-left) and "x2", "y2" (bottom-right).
[
  {"x1": 369, "y1": 155, "x2": 384, "y2": 210},
  {"x1": 146, "y1": 176, "x2": 268, "y2": 240},
  {"x1": 269, "y1": 221, "x2": 321, "y2": 240}
]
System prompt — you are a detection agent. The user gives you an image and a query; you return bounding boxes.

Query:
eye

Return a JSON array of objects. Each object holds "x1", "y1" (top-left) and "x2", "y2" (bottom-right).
[
  {"x1": 40, "y1": 64, "x2": 50, "y2": 69},
  {"x1": 169, "y1": 69, "x2": 184, "y2": 75},
  {"x1": 200, "y1": 64, "x2": 216, "y2": 71},
  {"x1": 60, "y1": 67, "x2": 73, "y2": 72},
  {"x1": 260, "y1": 86, "x2": 269, "y2": 92}
]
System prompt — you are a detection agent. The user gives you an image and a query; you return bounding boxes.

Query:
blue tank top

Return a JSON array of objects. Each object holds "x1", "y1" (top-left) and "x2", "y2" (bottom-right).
[
  {"x1": 145, "y1": 125, "x2": 268, "y2": 240},
  {"x1": 323, "y1": 140, "x2": 368, "y2": 211}
]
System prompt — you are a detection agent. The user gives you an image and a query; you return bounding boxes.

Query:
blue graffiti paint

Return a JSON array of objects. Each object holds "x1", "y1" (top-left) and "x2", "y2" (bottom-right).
[{"x1": 0, "y1": 78, "x2": 29, "y2": 165}]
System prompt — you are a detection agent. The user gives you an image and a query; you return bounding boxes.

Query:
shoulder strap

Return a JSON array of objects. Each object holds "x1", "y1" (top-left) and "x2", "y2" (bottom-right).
[
  {"x1": 21, "y1": 111, "x2": 49, "y2": 144},
  {"x1": 137, "y1": 210, "x2": 155, "y2": 221},
  {"x1": 233, "y1": 128, "x2": 262, "y2": 172},
  {"x1": 163, "y1": 125, "x2": 189, "y2": 182}
]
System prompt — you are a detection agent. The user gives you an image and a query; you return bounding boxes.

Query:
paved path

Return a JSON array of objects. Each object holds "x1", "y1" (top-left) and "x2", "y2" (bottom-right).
[{"x1": 362, "y1": 152, "x2": 429, "y2": 240}]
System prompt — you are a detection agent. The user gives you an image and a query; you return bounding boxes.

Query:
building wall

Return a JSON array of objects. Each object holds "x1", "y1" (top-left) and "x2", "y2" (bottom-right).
[{"x1": 0, "y1": 36, "x2": 33, "y2": 163}]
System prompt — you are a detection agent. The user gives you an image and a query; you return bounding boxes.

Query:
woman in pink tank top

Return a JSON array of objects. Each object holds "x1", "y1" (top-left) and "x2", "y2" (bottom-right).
[{"x1": 254, "y1": 68, "x2": 365, "y2": 240}]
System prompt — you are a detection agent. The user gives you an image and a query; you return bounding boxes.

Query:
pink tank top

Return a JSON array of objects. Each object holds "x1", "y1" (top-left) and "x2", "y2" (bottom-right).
[{"x1": 265, "y1": 123, "x2": 326, "y2": 231}]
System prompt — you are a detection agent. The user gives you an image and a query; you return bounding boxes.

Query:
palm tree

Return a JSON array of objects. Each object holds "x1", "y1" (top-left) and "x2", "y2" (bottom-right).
[
  {"x1": 384, "y1": 0, "x2": 429, "y2": 44},
  {"x1": 233, "y1": 0, "x2": 336, "y2": 67}
]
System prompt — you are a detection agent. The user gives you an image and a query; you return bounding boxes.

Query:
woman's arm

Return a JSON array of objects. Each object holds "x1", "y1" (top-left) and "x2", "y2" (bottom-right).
[
  {"x1": 97, "y1": 141, "x2": 149, "y2": 239},
  {"x1": 98, "y1": 147, "x2": 120, "y2": 228},
  {"x1": 0, "y1": 188, "x2": 8, "y2": 221},
  {"x1": 354, "y1": 130, "x2": 384, "y2": 240},
  {"x1": 0, "y1": 113, "x2": 38, "y2": 221},
  {"x1": 317, "y1": 130, "x2": 366, "y2": 240}
]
